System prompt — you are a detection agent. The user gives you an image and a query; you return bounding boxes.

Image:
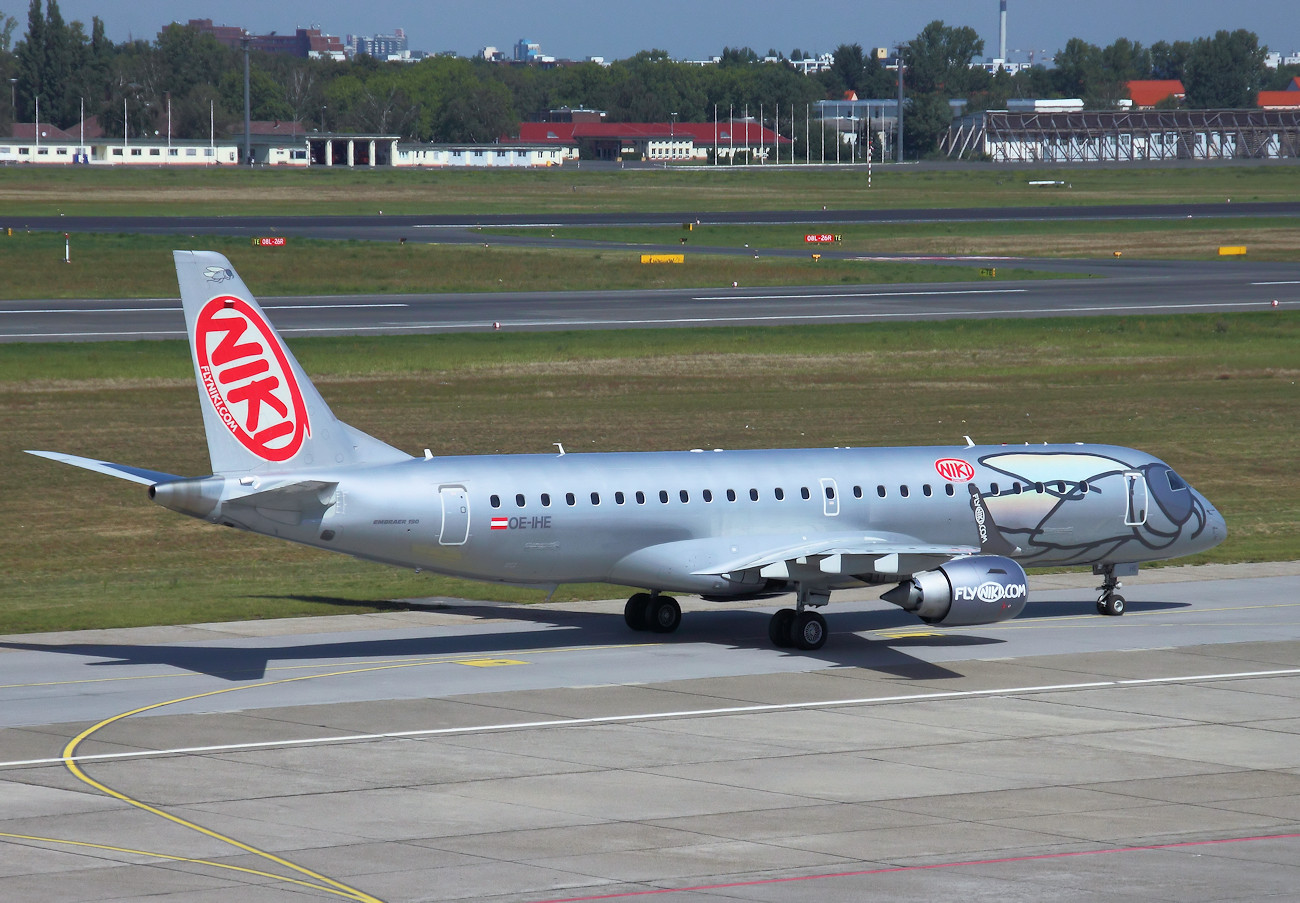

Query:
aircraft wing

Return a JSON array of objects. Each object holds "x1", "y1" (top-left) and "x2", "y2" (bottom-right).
[
  {"x1": 609, "y1": 532, "x2": 976, "y2": 591},
  {"x1": 691, "y1": 532, "x2": 978, "y2": 578},
  {"x1": 25, "y1": 450, "x2": 182, "y2": 486}
]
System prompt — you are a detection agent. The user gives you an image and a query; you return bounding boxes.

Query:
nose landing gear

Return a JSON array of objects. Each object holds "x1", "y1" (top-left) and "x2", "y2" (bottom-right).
[{"x1": 1094, "y1": 563, "x2": 1126, "y2": 616}]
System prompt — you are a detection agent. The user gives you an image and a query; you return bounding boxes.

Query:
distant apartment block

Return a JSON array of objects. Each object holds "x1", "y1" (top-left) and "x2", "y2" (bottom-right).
[{"x1": 186, "y1": 19, "x2": 345, "y2": 59}]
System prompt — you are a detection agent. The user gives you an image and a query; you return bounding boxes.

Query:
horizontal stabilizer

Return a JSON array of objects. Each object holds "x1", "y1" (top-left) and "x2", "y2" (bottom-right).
[{"x1": 25, "y1": 450, "x2": 182, "y2": 486}]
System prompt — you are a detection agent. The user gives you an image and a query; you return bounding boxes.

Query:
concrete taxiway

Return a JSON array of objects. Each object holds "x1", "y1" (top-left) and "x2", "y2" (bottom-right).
[{"x1": 1, "y1": 562, "x2": 1298, "y2": 902}]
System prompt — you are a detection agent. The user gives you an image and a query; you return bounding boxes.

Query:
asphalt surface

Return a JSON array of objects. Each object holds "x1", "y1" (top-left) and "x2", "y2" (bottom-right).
[
  {"x1": 1, "y1": 562, "x2": 1298, "y2": 902},
  {"x1": 4, "y1": 262, "x2": 1299, "y2": 342},
  {"x1": 4, "y1": 201, "x2": 1297, "y2": 342}
]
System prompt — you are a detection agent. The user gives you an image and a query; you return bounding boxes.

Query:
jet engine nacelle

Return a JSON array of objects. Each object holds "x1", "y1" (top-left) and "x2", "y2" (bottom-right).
[{"x1": 881, "y1": 555, "x2": 1028, "y2": 626}]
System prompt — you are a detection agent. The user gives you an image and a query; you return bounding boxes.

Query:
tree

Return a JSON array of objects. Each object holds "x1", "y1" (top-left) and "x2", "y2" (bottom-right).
[
  {"x1": 1183, "y1": 29, "x2": 1265, "y2": 108},
  {"x1": 902, "y1": 92, "x2": 954, "y2": 159},
  {"x1": 903, "y1": 20, "x2": 985, "y2": 96},
  {"x1": 1150, "y1": 40, "x2": 1191, "y2": 81},
  {"x1": 0, "y1": 6, "x2": 17, "y2": 53}
]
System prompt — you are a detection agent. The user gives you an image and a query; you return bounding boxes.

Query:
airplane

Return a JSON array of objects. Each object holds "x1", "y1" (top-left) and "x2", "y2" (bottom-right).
[{"x1": 28, "y1": 251, "x2": 1228, "y2": 651}]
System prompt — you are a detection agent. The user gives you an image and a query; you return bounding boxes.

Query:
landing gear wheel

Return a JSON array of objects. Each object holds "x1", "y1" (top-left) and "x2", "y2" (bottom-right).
[
  {"x1": 1099, "y1": 594, "x2": 1126, "y2": 617},
  {"x1": 768, "y1": 608, "x2": 796, "y2": 648},
  {"x1": 791, "y1": 611, "x2": 828, "y2": 651},
  {"x1": 624, "y1": 593, "x2": 652, "y2": 630},
  {"x1": 646, "y1": 595, "x2": 681, "y2": 633}
]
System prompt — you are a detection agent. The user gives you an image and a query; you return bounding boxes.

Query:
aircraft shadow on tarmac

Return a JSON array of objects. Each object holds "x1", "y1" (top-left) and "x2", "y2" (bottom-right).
[{"x1": 0, "y1": 594, "x2": 1189, "y2": 684}]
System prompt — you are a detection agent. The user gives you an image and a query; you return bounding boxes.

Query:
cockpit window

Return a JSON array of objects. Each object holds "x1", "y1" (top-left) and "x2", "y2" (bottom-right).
[{"x1": 1166, "y1": 469, "x2": 1188, "y2": 492}]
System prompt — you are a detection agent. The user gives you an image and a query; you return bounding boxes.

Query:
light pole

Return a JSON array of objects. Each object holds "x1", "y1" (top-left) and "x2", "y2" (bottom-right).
[
  {"x1": 8, "y1": 78, "x2": 15, "y2": 114},
  {"x1": 241, "y1": 33, "x2": 251, "y2": 166}
]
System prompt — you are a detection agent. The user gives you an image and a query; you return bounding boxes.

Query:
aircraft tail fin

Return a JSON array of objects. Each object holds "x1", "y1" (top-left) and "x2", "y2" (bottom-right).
[{"x1": 173, "y1": 250, "x2": 409, "y2": 475}]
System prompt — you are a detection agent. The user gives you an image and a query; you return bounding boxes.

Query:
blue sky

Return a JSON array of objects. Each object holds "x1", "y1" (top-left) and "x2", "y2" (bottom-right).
[{"x1": 29, "y1": 1, "x2": 1300, "y2": 63}]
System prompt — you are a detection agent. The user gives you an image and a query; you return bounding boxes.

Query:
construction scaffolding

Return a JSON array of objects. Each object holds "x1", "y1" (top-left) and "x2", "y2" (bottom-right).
[{"x1": 943, "y1": 109, "x2": 1300, "y2": 162}]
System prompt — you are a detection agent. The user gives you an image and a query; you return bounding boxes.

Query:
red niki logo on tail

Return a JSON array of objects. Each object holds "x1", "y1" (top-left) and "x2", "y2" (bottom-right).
[{"x1": 195, "y1": 296, "x2": 310, "y2": 461}]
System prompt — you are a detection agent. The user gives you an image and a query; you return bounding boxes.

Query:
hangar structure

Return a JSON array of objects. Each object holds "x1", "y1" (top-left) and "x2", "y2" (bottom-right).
[{"x1": 943, "y1": 109, "x2": 1300, "y2": 162}]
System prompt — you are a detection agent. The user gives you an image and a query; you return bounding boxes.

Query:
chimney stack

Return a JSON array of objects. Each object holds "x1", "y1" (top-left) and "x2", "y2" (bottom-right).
[{"x1": 999, "y1": 0, "x2": 1007, "y2": 61}]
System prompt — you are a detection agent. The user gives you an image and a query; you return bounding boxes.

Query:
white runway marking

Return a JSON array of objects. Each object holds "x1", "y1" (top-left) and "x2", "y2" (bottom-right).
[
  {"x1": 0, "y1": 298, "x2": 1272, "y2": 340},
  {"x1": 3, "y1": 666, "x2": 1296, "y2": 770}
]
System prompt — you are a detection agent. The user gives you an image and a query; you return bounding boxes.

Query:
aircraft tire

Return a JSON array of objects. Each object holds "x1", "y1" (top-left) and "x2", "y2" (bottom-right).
[
  {"x1": 792, "y1": 611, "x2": 828, "y2": 650},
  {"x1": 625, "y1": 593, "x2": 653, "y2": 630},
  {"x1": 647, "y1": 596, "x2": 681, "y2": 633},
  {"x1": 769, "y1": 608, "x2": 796, "y2": 647},
  {"x1": 1101, "y1": 594, "x2": 1126, "y2": 617}
]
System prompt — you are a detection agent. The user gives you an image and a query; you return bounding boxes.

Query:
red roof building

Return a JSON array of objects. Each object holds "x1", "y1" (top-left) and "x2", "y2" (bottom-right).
[
  {"x1": 1125, "y1": 80, "x2": 1185, "y2": 109},
  {"x1": 516, "y1": 120, "x2": 789, "y2": 162},
  {"x1": 1258, "y1": 77, "x2": 1300, "y2": 110}
]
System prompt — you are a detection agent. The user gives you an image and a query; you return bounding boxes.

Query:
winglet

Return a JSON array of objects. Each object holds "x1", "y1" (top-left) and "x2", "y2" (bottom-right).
[{"x1": 968, "y1": 483, "x2": 1019, "y2": 555}]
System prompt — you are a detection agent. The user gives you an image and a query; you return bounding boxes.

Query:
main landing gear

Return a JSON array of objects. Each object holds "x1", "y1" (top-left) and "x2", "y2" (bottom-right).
[
  {"x1": 624, "y1": 592, "x2": 681, "y2": 634},
  {"x1": 1095, "y1": 564, "x2": 1126, "y2": 616},
  {"x1": 768, "y1": 585, "x2": 830, "y2": 651}
]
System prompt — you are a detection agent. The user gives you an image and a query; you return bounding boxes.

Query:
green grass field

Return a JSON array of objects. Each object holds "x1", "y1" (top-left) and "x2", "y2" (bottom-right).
[
  {"x1": 0, "y1": 232, "x2": 1056, "y2": 300},
  {"x1": 2, "y1": 163, "x2": 1299, "y2": 216},
  {"x1": 486, "y1": 217, "x2": 1300, "y2": 261},
  {"x1": 4, "y1": 313, "x2": 1297, "y2": 634}
]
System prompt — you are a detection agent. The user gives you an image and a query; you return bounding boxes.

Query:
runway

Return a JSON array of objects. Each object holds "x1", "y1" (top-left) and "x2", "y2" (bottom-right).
[
  {"x1": 4, "y1": 263, "x2": 1299, "y2": 342},
  {"x1": 1, "y1": 562, "x2": 1298, "y2": 901}
]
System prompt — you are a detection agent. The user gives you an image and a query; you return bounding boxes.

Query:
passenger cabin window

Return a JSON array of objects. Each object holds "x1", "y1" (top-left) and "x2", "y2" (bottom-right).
[
  {"x1": 922, "y1": 484, "x2": 932, "y2": 497},
  {"x1": 800, "y1": 487, "x2": 811, "y2": 500},
  {"x1": 877, "y1": 485, "x2": 886, "y2": 498},
  {"x1": 680, "y1": 490, "x2": 689, "y2": 503},
  {"x1": 490, "y1": 494, "x2": 501, "y2": 508},
  {"x1": 749, "y1": 488, "x2": 759, "y2": 501},
  {"x1": 541, "y1": 493, "x2": 551, "y2": 507},
  {"x1": 1012, "y1": 483, "x2": 1022, "y2": 494},
  {"x1": 566, "y1": 492, "x2": 576, "y2": 506},
  {"x1": 853, "y1": 485, "x2": 862, "y2": 499},
  {"x1": 703, "y1": 489, "x2": 713, "y2": 502},
  {"x1": 615, "y1": 491, "x2": 626, "y2": 505},
  {"x1": 636, "y1": 491, "x2": 646, "y2": 505},
  {"x1": 1035, "y1": 482, "x2": 1045, "y2": 493},
  {"x1": 900, "y1": 485, "x2": 910, "y2": 498},
  {"x1": 591, "y1": 492, "x2": 601, "y2": 505},
  {"x1": 1078, "y1": 482, "x2": 1088, "y2": 494},
  {"x1": 945, "y1": 484, "x2": 955, "y2": 497},
  {"x1": 659, "y1": 490, "x2": 669, "y2": 504},
  {"x1": 515, "y1": 493, "x2": 526, "y2": 507},
  {"x1": 990, "y1": 482, "x2": 999, "y2": 495},
  {"x1": 726, "y1": 489, "x2": 737, "y2": 502},
  {"x1": 824, "y1": 486, "x2": 835, "y2": 500},
  {"x1": 775, "y1": 487, "x2": 785, "y2": 500}
]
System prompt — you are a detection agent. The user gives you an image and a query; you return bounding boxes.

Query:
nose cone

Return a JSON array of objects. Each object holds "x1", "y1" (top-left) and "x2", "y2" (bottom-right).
[{"x1": 1195, "y1": 493, "x2": 1228, "y2": 554}]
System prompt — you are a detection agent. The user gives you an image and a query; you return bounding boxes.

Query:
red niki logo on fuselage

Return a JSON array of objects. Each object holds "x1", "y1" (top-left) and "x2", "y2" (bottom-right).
[
  {"x1": 935, "y1": 458, "x2": 975, "y2": 482},
  {"x1": 195, "y1": 295, "x2": 310, "y2": 461}
]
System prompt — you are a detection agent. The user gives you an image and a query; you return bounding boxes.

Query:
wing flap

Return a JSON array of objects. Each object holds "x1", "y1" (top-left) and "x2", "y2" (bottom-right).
[{"x1": 691, "y1": 532, "x2": 978, "y2": 577}]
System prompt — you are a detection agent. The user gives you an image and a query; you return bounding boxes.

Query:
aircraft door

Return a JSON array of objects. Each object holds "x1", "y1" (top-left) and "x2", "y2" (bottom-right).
[
  {"x1": 820, "y1": 478, "x2": 840, "y2": 517},
  {"x1": 439, "y1": 485, "x2": 469, "y2": 545},
  {"x1": 1123, "y1": 472, "x2": 1147, "y2": 526}
]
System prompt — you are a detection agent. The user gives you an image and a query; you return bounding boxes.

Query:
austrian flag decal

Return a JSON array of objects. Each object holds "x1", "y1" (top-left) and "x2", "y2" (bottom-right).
[
  {"x1": 194, "y1": 296, "x2": 310, "y2": 461},
  {"x1": 490, "y1": 517, "x2": 509, "y2": 530}
]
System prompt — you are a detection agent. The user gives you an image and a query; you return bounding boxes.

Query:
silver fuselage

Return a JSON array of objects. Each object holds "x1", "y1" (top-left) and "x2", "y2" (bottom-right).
[{"x1": 189, "y1": 443, "x2": 1225, "y2": 596}]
